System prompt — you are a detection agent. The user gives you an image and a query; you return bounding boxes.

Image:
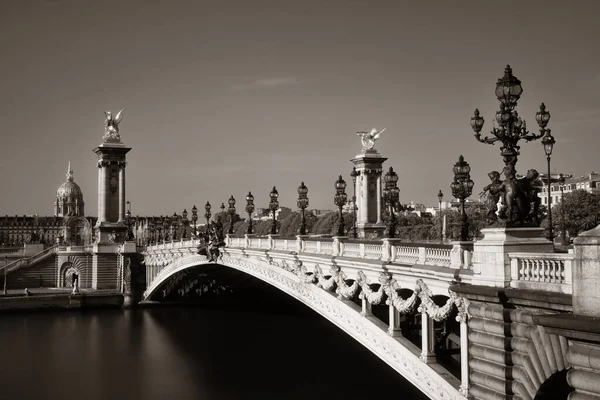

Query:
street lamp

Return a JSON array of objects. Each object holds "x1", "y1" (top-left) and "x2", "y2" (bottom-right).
[
  {"x1": 220, "y1": 203, "x2": 225, "y2": 224},
  {"x1": 3, "y1": 254, "x2": 7, "y2": 295},
  {"x1": 350, "y1": 167, "x2": 359, "y2": 238},
  {"x1": 171, "y1": 212, "x2": 178, "y2": 241},
  {"x1": 437, "y1": 190, "x2": 444, "y2": 243},
  {"x1": 269, "y1": 187, "x2": 279, "y2": 235},
  {"x1": 297, "y1": 182, "x2": 309, "y2": 235},
  {"x1": 204, "y1": 202, "x2": 212, "y2": 232},
  {"x1": 162, "y1": 216, "x2": 169, "y2": 242},
  {"x1": 245, "y1": 192, "x2": 255, "y2": 234},
  {"x1": 542, "y1": 129, "x2": 556, "y2": 241},
  {"x1": 191, "y1": 205, "x2": 198, "y2": 238},
  {"x1": 181, "y1": 208, "x2": 188, "y2": 239},
  {"x1": 451, "y1": 155, "x2": 474, "y2": 242},
  {"x1": 334, "y1": 175, "x2": 348, "y2": 236},
  {"x1": 125, "y1": 205, "x2": 133, "y2": 242},
  {"x1": 228, "y1": 196, "x2": 236, "y2": 235},
  {"x1": 383, "y1": 167, "x2": 400, "y2": 238},
  {"x1": 558, "y1": 173, "x2": 566, "y2": 246},
  {"x1": 471, "y1": 65, "x2": 551, "y2": 226}
]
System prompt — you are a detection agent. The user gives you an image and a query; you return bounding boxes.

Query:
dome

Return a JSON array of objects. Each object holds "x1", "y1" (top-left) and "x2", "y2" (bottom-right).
[
  {"x1": 56, "y1": 181, "x2": 83, "y2": 198},
  {"x1": 54, "y1": 162, "x2": 85, "y2": 217}
]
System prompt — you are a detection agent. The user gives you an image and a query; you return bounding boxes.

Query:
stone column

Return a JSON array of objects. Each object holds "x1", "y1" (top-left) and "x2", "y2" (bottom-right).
[
  {"x1": 118, "y1": 162, "x2": 126, "y2": 223},
  {"x1": 351, "y1": 150, "x2": 387, "y2": 239},
  {"x1": 97, "y1": 163, "x2": 106, "y2": 223},
  {"x1": 420, "y1": 309, "x2": 436, "y2": 363},
  {"x1": 361, "y1": 295, "x2": 372, "y2": 316},
  {"x1": 387, "y1": 304, "x2": 402, "y2": 337},
  {"x1": 376, "y1": 171, "x2": 382, "y2": 224},
  {"x1": 459, "y1": 314, "x2": 470, "y2": 396}
]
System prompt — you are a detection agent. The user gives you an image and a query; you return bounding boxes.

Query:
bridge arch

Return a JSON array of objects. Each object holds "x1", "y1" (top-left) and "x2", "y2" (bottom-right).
[{"x1": 144, "y1": 253, "x2": 464, "y2": 400}]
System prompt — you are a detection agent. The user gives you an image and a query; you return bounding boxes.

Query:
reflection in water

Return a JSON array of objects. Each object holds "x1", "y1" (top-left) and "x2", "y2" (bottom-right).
[{"x1": 0, "y1": 303, "x2": 428, "y2": 399}]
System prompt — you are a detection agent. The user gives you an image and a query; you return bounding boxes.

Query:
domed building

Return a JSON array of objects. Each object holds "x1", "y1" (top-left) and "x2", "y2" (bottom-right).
[
  {"x1": 0, "y1": 162, "x2": 96, "y2": 247},
  {"x1": 55, "y1": 162, "x2": 84, "y2": 217}
]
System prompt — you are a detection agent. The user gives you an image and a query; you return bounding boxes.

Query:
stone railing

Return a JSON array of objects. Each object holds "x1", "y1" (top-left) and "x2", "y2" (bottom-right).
[
  {"x1": 509, "y1": 252, "x2": 574, "y2": 294},
  {"x1": 57, "y1": 245, "x2": 93, "y2": 253},
  {"x1": 223, "y1": 235, "x2": 470, "y2": 269},
  {"x1": 0, "y1": 245, "x2": 59, "y2": 274}
]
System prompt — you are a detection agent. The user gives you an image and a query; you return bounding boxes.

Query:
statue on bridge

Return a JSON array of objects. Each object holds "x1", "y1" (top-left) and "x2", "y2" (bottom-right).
[
  {"x1": 103, "y1": 110, "x2": 124, "y2": 142},
  {"x1": 356, "y1": 128, "x2": 386, "y2": 151},
  {"x1": 481, "y1": 167, "x2": 542, "y2": 226}
]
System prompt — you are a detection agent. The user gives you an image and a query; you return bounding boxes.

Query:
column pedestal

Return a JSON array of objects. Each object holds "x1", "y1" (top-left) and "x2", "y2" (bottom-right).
[{"x1": 351, "y1": 149, "x2": 387, "y2": 240}]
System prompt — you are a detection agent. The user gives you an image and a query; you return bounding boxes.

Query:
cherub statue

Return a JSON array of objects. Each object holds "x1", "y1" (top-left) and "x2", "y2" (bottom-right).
[
  {"x1": 103, "y1": 110, "x2": 124, "y2": 141},
  {"x1": 480, "y1": 171, "x2": 503, "y2": 224},
  {"x1": 517, "y1": 169, "x2": 542, "y2": 225},
  {"x1": 356, "y1": 128, "x2": 386, "y2": 151}
]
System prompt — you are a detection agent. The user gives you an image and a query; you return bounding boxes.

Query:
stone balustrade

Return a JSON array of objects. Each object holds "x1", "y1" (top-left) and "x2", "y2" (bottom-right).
[{"x1": 509, "y1": 251, "x2": 573, "y2": 294}]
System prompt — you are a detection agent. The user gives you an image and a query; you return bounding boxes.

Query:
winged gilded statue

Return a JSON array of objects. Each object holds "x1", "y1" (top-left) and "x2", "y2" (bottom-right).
[
  {"x1": 356, "y1": 127, "x2": 386, "y2": 151},
  {"x1": 103, "y1": 110, "x2": 124, "y2": 141}
]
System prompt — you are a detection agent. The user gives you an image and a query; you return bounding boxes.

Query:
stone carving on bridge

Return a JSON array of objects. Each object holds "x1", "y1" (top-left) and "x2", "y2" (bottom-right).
[
  {"x1": 480, "y1": 167, "x2": 543, "y2": 226},
  {"x1": 356, "y1": 128, "x2": 386, "y2": 151},
  {"x1": 103, "y1": 110, "x2": 124, "y2": 142}
]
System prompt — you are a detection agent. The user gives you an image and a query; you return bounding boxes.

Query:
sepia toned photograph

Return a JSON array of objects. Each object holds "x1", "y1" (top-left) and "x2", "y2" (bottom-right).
[{"x1": 1, "y1": 1, "x2": 600, "y2": 399}]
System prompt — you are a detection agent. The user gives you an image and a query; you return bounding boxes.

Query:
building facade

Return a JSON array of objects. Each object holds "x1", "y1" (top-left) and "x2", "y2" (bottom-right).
[{"x1": 539, "y1": 172, "x2": 599, "y2": 205}]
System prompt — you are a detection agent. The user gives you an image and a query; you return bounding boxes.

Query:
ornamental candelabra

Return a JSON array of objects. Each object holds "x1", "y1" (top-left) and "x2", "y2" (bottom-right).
[
  {"x1": 171, "y1": 213, "x2": 178, "y2": 241},
  {"x1": 471, "y1": 65, "x2": 552, "y2": 226},
  {"x1": 383, "y1": 167, "x2": 400, "y2": 238},
  {"x1": 437, "y1": 190, "x2": 444, "y2": 243},
  {"x1": 245, "y1": 192, "x2": 255, "y2": 234},
  {"x1": 334, "y1": 175, "x2": 348, "y2": 236},
  {"x1": 181, "y1": 208, "x2": 189, "y2": 239},
  {"x1": 542, "y1": 130, "x2": 556, "y2": 241},
  {"x1": 227, "y1": 195, "x2": 236, "y2": 235},
  {"x1": 451, "y1": 155, "x2": 474, "y2": 242},
  {"x1": 297, "y1": 182, "x2": 309, "y2": 235},
  {"x1": 191, "y1": 205, "x2": 198, "y2": 238},
  {"x1": 350, "y1": 167, "x2": 359, "y2": 238},
  {"x1": 269, "y1": 187, "x2": 279, "y2": 235},
  {"x1": 204, "y1": 202, "x2": 212, "y2": 233},
  {"x1": 162, "y1": 216, "x2": 169, "y2": 242},
  {"x1": 558, "y1": 173, "x2": 566, "y2": 246}
]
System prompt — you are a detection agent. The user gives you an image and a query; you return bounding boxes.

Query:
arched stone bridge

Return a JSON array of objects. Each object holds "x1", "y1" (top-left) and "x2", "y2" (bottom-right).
[{"x1": 142, "y1": 234, "x2": 594, "y2": 400}]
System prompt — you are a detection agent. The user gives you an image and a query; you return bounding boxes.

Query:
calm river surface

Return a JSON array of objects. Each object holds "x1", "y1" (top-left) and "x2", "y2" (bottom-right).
[{"x1": 0, "y1": 299, "x2": 428, "y2": 399}]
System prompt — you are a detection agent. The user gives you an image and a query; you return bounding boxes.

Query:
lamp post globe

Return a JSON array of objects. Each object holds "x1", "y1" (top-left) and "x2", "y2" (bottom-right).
[
  {"x1": 245, "y1": 192, "x2": 255, "y2": 235},
  {"x1": 191, "y1": 205, "x2": 198, "y2": 238},
  {"x1": 437, "y1": 190, "x2": 444, "y2": 242},
  {"x1": 297, "y1": 182, "x2": 309, "y2": 236},
  {"x1": 204, "y1": 202, "x2": 212, "y2": 232},
  {"x1": 451, "y1": 155, "x2": 474, "y2": 242},
  {"x1": 227, "y1": 195, "x2": 236, "y2": 235},
  {"x1": 542, "y1": 130, "x2": 556, "y2": 241},
  {"x1": 334, "y1": 175, "x2": 348, "y2": 237},
  {"x1": 269, "y1": 187, "x2": 279, "y2": 235}
]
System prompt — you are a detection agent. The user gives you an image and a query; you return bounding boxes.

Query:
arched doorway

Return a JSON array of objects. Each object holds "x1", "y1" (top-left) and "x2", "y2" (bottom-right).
[{"x1": 60, "y1": 263, "x2": 80, "y2": 288}]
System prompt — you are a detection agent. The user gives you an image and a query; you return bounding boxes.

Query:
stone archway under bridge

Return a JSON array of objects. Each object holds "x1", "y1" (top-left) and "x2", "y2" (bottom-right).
[{"x1": 143, "y1": 251, "x2": 471, "y2": 400}]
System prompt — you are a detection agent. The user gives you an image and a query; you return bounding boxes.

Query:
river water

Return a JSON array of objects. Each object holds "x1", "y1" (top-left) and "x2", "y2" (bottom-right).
[{"x1": 0, "y1": 281, "x2": 428, "y2": 399}]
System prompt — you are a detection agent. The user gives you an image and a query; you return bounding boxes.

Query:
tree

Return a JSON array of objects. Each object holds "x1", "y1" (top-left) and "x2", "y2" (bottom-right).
[{"x1": 542, "y1": 190, "x2": 600, "y2": 241}]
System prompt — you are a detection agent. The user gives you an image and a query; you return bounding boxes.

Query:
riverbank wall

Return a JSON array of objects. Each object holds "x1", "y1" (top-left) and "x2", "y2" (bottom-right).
[{"x1": 0, "y1": 292, "x2": 124, "y2": 312}]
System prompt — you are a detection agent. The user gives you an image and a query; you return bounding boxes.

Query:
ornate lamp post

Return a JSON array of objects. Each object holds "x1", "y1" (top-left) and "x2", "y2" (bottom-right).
[
  {"x1": 3, "y1": 254, "x2": 7, "y2": 295},
  {"x1": 204, "y1": 202, "x2": 212, "y2": 232},
  {"x1": 227, "y1": 196, "x2": 236, "y2": 235},
  {"x1": 162, "y1": 216, "x2": 169, "y2": 242},
  {"x1": 191, "y1": 205, "x2": 198, "y2": 238},
  {"x1": 146, "y1": 218, "x2": 153, "y2": 245},
  {"x1": 269, "y1": 187, "x2": 279, "y2": 235},
  {"x1": 334, "y1": 176, "x2": 348, "y2": 236},
  {"x1": 350, "y1": 167, "x2": 359, "y2": 238},
  {"x1": 558, "y1": 173, "x2": 566, "y2": 246},
  {"x1": 181, "y1": 209, "x2": 188, "y2": 239},
  {"x1": 451, "y1": 155, "x2": 474, "y2": 242},
  {"x1": 437, "y1": 190, "x2": 444, "y2": 243},
  {"x1": 171, "y1": 212, "x2": 178, "y2": 240},
  {"x1": 220, "y1": 203, "x2": 225, "y2": 224},
  {"x1": 542, "y1": 130, "x2": 556, "y2": 241},
  {"x1": 471, "y1": 65, "x2": 551, "y2": 226},
  {"x1": 125, "y1": 207, "x2": 133, "y2": 242},
  {"x1": 383, "y1": 167, "x2": 400, "y2": 238},
  {"x1": 297, "y1": 182, "x2": 309, "y2": 235},
  {"x1": 245, "y1": 192, "x2": 255, "y2": 234}
]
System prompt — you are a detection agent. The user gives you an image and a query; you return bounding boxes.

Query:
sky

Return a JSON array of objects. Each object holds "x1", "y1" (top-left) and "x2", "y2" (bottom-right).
[{"x1": 1, "y1": 0, "x2": 600, "y2": 217}]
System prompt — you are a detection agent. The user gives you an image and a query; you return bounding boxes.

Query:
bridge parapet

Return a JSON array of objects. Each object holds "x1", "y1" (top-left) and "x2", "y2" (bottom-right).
[{"x1": 509, "y1": 251, "x2": 573, "y2": 294}]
